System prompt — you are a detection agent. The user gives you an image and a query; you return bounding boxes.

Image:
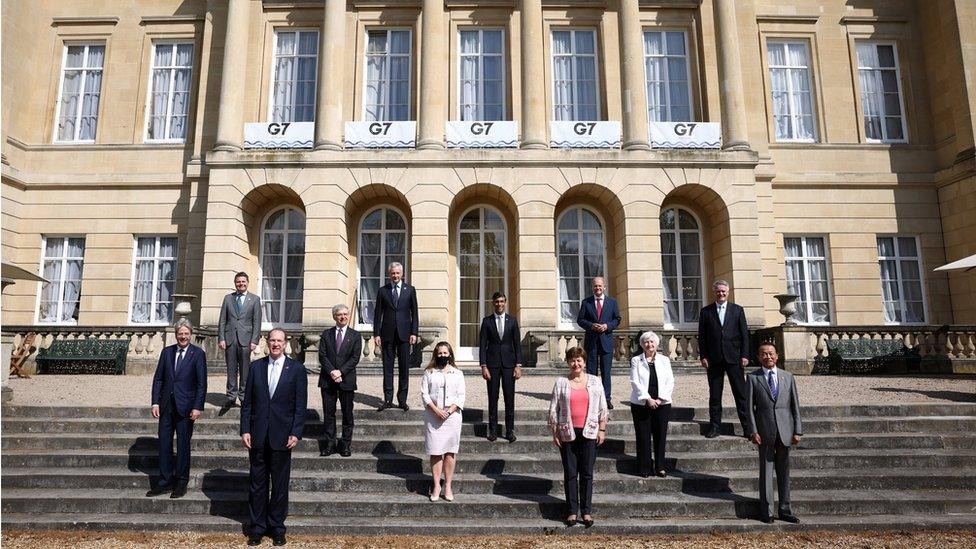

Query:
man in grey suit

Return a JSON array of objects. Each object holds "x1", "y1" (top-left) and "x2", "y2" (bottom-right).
[
  {"x1": 219, "y1": 271, "x2": 262, "y2": 405},
  {"x1": 744, "y1": 342, "x2": 802, "y2": 524}
]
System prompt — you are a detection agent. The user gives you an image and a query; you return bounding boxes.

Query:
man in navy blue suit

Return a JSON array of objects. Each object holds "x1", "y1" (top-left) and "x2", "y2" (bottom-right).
[
  {"x1": 479, "y1": 291, "x2": 523, "y2": 442},
  {"x1": 698, "y1": 279, "x2": 751, "y2": 438},
  {"x1": 372, "y1": 262, "x2": 419, "y2": 411},
  {"x1": 577, "y1": 277, "x2": 622, "y2": 408},
  {"x1": 241, "y1": 328, "x2": 308, "y2": 547},
  {"x1": 149, "y1": 319, "x2": 207, "y2": 499}
]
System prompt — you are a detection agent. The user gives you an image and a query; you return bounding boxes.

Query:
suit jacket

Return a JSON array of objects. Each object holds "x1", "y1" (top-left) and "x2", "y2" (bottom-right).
[
  {"x1": 372, "y1": 282, "x2": 419, "y2": 342},
  {"x1": 744, "y1": 367, "x2": 803, "y2": 445},
  {"x1": 240, "y1": 355, "x2": 308, "y2": 451},
  {"x1": 151, "y1": 343, "x2": 207, "y2": 417},
  {"x1": 697, "y1": 301, "x2": 749, "y2": 365},
  {"x1": 218, "y1": 291, "x2": 262, "y2": 347},
  {"x1": 479, "y1": 313, "x2": 523, "y2": 369},
  {"x1": 318, "y1": 325, "x2": 362, "y2": 391},
  {"x1": 576, "y1": 295, "x2": 622, "y2": 355}
]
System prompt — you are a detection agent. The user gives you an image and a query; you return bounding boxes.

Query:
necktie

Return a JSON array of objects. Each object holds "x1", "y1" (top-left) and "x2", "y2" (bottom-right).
[
  {"x1": 174, "y1": 348, "x2": 184, "y2": 374},
  {"x1": 269, "y1": 359, "x2": 280, "y2": 397},
  {"x1": 336, "y1": 327, "x2": 343, "y2": 350},
  {"x1": 596, "y1": 298, "x2": 603, "y2": 319},
  {"x1": 236, "y1": 294, "x2": 244, "y2": 314},
  {"x1": 768, "y1": 370, "x2": 778, "y2": 400},
  {"x1": 394, "y1": 285, "x2": 400, "y2": 303},
  {"x1": 718, "y1": 304, "x2": 725, "y2": 326},
  {"x1": 497, "y1": 315, "x2": 504, "y2": 338}
]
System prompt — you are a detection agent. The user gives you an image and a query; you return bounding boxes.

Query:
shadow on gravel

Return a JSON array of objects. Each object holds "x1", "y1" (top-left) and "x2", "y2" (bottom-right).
[
  {"x1": 481, "y1": 458, "x2": 562, "y2": 520},
  {"x1": 871, "y1": 387, "x2": 976, "y2": 403},
  {"x1": 518, "y1": 391, "x2": 552, "y2": 403},
  {"x1": 353, "y1": 392, "x2": 385, "y2": 409},
  {"x1": 371, "y1": 441, "x2": 426, "y2": 494},
  {"x1": 201, "y1": 468, "x2": 249, "y2": 535},
  {"x1": 205, "y1": 393, "x2": 236, "y2": 417},
  {"x1": 127, "y1": 437, "x2": 158, "y2": 491}
]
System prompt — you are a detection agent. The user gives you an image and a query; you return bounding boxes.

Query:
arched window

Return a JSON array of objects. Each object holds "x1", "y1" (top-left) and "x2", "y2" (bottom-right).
[
  {"x1": 557, "y1": 207, "x2": 606, "y2": 325},
  {"x1": 458, "y1": 206, "x2": 506, "y2": 360},
  {"x1": 260, "y1": 207, "x2": 306, "y2": 326},
  {"x1": 357, "y1": 207, "x2": 408, "y2": 326},
  {"x1": 660, "y1": 207, "x2": 703, "y2": 326}
]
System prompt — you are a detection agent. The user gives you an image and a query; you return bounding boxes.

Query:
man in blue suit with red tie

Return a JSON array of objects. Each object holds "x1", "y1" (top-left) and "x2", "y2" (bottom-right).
[
  {"x1": 577, "y1": 277, "x2": 622, "y2": 408},
  {"x1": 241, "y1": 328, "x2": 308, "y2": 547},
  {"x1": 149, "y1": 319, "x2": 207, "y2": 499}
]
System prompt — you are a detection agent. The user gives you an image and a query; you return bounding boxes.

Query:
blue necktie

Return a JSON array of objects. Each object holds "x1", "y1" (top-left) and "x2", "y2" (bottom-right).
[
  {"x1": 768, "y1": 370, "x2": 778, "y2": 400},
  {"x1": 236, "y1": 294, "x2": 244, "y2": 314}
]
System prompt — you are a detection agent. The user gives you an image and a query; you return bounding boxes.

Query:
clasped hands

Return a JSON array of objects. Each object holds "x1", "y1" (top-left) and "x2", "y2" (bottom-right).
[
  {"x1": 591, "y1": 323, "x2": 609, "y2": 333},
  {"x1": 430, "y1": 404, "x2": 457, "y2": 421}
]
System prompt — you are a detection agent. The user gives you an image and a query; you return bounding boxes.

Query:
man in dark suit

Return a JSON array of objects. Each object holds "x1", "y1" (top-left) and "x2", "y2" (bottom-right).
[
  {"x1": 479, "y1": 291, "x2": 523, "y2": 442},
  {"x1": 698, "y1": 279, "x2": 750, "y2": 438},
  {"x1": 149, "y1": 319, "x2": 207, "y2": 499},
  {"x1": 744, "y1": 342, "x2": 803, "y2": 524},
  {"x1": 372, "y1": 261, "x2": 418, "y2": 411},
  {"x1": 318, "y1": 303, "x2": 362, "y2": 457},
  {"x1": 218, "y1": 271, "x2": 262, "y2": 405},
  {"x1": 241, "y1": 328, "x2": 308, "y2": 547},
  {"x1": 576, "y1": 277, "x2": 621, "y2": 408}
]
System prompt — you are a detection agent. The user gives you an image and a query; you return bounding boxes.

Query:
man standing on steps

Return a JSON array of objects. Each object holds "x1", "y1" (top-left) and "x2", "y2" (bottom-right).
[
  {"x1": 219, "y1": 271, "x2": 262, "y2": 405},
  {"x1": 744, "y1": 342, "x2": 802, "y2": 524},
  {"x1": 241, "y1": 328, "x2": 308, "y2": 547},
  {"x1": 479, "y1": 291, "x2": 523, "y2": 442},
  {"x1": 576, "y1": 277, "x2": 621, "y2": 409},
  {"x1": 318, "y1": 304, "x2": 362, "y2": 457},
  {"x1": 698, "y1": 279, "x2": 750, "y2": 438},
  {"x1": 149, "y1": 319, "x2": 207, "y2": 499},
  {"x1": 373, "y1": 262, "x2": 419, "y2": 411}
]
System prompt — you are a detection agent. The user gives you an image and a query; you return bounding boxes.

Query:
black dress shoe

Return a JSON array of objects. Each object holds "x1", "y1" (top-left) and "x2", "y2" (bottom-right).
[
  {"x1": 398, "y1": 402, "x2": 410, "y2": 411},
  {"x1": 247, "y1": 535, "x2": 263, "y2": 546},
  {"x1": 170, "y1": 485, "x2": 187, "y2": 498},
  {"x1": 504, "y1": 431, "x2": 517, "y2": 443},
  {"x1": 487, "y1": 430, "x2": 497, "y2": 441},
  {"x1": 320, "y1": 444, "x2": 336, "y2": 457},
  {"x1": 145, "y1": 486, "x2": 171, "y2": 497},
  {"x1": 656, "y1": 470, "x2": 667, "y2": 478},
  {"x1": 272, "y1": 534, "x2": 287, "y2": 546},
  {"x1": 759, "y1": 515, "x2": 774, "y2": 524},
  {"x1": 704, "y1": 428, "x2": 720, "y2": 438},
  {"x1": 606, "y1": 402, "x2": 614, "y2": 410},
  {"x1": 377, "y1": 402, "x2": 393, "y2": 411},
  {"x1": 339, "y1": 443, "x2": 352, "y2": 457},
  {"x1": 778, "y1": 513, "x2": 800, "y2": 524}
]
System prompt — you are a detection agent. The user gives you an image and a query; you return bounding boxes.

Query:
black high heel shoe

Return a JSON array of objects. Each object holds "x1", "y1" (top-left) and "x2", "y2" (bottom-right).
[
  {"x1": 582, "y1": 516, "x2": 595, "y2": 528},
  {"x1": 564, "y1": 515, "x2": 578, "y2": 526}
]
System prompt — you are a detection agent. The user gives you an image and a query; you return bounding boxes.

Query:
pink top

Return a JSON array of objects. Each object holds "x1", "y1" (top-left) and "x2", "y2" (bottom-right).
[{"x1": 570, "y1": 386, "x2": 590, "y2": 429}]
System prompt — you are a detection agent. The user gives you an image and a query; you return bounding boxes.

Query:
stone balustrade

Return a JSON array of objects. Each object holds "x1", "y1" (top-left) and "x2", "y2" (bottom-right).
[{"x1": 530, "y1": 329, "x2": 705, "y2": 370}]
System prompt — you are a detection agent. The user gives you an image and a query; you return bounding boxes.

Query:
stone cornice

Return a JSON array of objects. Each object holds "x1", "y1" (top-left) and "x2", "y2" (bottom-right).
[
  {"x1": 139, "y1": 15, "x2": 205, "y2": 24},
  {"x1": 51, "y1": 16, "x2": 119, "y2": 26},
  {"x1": 840, "y1": 15, "x2": 908, "y2": 25},
  {"x1": 756, "y1": 14, "x2": 820, "y2": 24}
]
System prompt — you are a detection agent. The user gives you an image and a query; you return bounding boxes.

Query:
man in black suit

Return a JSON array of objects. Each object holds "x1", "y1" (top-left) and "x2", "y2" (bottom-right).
[
  {"x1": 149, "y1": 319, "x2": 207, "y2": 499},
  {"x1": 241, "y1": 328, "x2": 308, "y2": 547},
  {"x1": 697, "y1": 279, "x2": 750, "y2": 438},
  {"x1": 318, "y1": 303, "x2": 362, "y2": 457},
  {"x1": 479, "y1": 291, "x2": 523, "y2": 442},
  {"x1": 372, "y1": 261, "x2": 419, "y2": 411},
  {"x1": 576, "y1": 277, "x2": 622, "y2": 408}
]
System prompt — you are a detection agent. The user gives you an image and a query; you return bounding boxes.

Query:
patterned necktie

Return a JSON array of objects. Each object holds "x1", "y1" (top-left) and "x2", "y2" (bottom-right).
[
  {"x1": 768, "y1": 370, "x2": 778, "y2": 400},
  {"x1": 269, "y1": 359, "x2": 279, "y2": 397},
  {"x1": 393, "y1": 285, "x2": 400, "y2": 303},
  {"x1": 175, "y1": 348, "x2": 184, "y2": 374},
  {"x1": 596, "y1": 298, "x2": 603, "y2": 319},
  {"x1": 336, "y1": 328, "x2": 343, "y2": 350}
]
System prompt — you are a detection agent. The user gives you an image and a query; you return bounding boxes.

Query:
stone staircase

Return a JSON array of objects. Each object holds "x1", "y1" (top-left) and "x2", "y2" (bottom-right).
[{"x1": 3, "y1": 402, "x2": 976, "y2": 534}]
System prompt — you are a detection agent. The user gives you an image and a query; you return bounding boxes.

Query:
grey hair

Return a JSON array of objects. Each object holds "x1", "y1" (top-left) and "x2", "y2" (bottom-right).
[
  {"x1": 638, "y1": 331, "x2": 660, "y2": 346},
  {"x1": 332, "y1": 303, "x2": 350, "y2": 316},
  {"x1": 387, "y1": 262, "x2": 403, "y2": 273},
  {"x1": 713, "y1": 279, "x2": 730, "y2": 289},
  {"x1": 173, "y1": 318, "x2": 194, "y2": 333},
  {"x1": 268, "y1": 327, "x2": 287, "y2": 340}
]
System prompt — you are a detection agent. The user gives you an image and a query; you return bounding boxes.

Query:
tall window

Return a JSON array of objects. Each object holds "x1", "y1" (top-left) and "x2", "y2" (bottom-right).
[
  {"x1": 364, "y1": 29, "x2": 411, "y2": 121},
  {"x1": 271, "y1": 30, "x2": 319, "y2": 123},
  {"x1": 261, "y1": 208, "x2": 306, "y2": 326},
  {"x1": 146, "y1": 43, "x2": 194, "y2": 141},
  {"x1": 856, "y1": 42, "x2": 906, "y2": 142},
  {"x1": 877, "y1": 236, "x2": 925, "y2": 324},
  {"x1": 660, "y1": 207, "x2": 702, "y2": 326},
  {"x1": 557, "y1": 207, "x2": 605, "y2": 325},
  {"x1": 130, "y1": 236, "x2": 177, "y2": 324},
  {"x1": 358, "y1": 207, "x2": 408, "y2": 326},
  {"x1": 55, "y1": 44, "x2": 105, "y2": 142},
  {"x1": 767, "y1": 40, "x2": 816, "y2": 141},
  {"x1": 644, "y1": 30, "x2": 690, "y2": 122},
  {"x1": 551, "y1": 29, "x2": 598, "y2": 121},
  {"x1": 784, "y1": 236, "x2": 831, "y2": 324},
  {"x1": 37, "y1": 237, "x2": 86, "y2": 324},
  {"x1": 459, "y1": 29, "x2": 505, "y2": 121},
  {"x1": 458, "y1": 207, "x2": 506, "y2": 357}
]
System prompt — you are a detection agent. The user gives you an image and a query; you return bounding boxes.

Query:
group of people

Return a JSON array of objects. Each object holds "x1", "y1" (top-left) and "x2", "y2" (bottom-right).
[{"x1": 148, "y1": 267, "x2": 804, "y2": 545}]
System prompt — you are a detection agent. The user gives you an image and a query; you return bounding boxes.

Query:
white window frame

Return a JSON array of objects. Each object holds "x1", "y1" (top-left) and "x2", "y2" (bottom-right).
[
  {"x1": 128, "y1": 236, "x2": 179, "y2": 326},
  {"x1": 34, "y1": 236, "x2": 86, "y2": 325},
  {"x1": 783, "y1": 235, "x2": 834, "y2": 326},
  {"x1": 856, "y1": 40, "x2": 908, "y2": 143},
  {"x1": 355, "y1": 205, "x2": 410, "y2": 331},
  {"x1": 660, "y1": 207, "x2": 706, "y2": 329},
  {"x1": 456, "y1": 27, "x2": 507, "y2": 121},
  {"x1": 642, "y1": 29, "x2": 692, "y2": 123},
  {"x1": 144, "y1": 41, "x2": 195, "y2": 143},
  {"x1": 258, "y1": 206, "x2": 306, "y2": 330},
  {"x1": 362, "y1": 28, "x2": 413, "y2": 122},
  {"x1": 766, "y1": 39, "x2": 817, "y2": 143},
  {"x1": 549, "y1": 28, "x2": 601, "y2": 121},
  {"x1": 456, "y1": 205, "x2": 508, "y2": 361},
  {"x1": 556, "y1": 207, "x2": 608, "y2": 329},
  {"x1": 877, "y1": 235, "x2": 927, "y2": 325},
  {"x1": 52, "y1": 42, "x2": 105, "y2": 143},
  {"x1": 268, "y1": 28, "x2": 320, "y2": 123}
]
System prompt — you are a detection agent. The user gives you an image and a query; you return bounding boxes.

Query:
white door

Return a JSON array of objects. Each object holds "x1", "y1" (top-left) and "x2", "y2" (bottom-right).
[{"x1": 457, "y1": 207, "x2": 506, "y2": 361}]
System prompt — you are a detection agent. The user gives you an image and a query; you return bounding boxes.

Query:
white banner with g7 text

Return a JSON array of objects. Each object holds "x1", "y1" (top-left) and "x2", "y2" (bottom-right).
[
  {"x1": 243, "y1": 122, "x2": 314, "y2": 149},
  {"x1": 344, "y1": 121, "x2": 417, "y2": 148},
  {"x1": 446, "y1": 121, "x2": 518, "y2": 148},
  {"x1": 550, "y1": 121, "x2": 621, "y2": 149},
  {"x1": 649, "y1": 122, "x2": 721, "y2": 149}
]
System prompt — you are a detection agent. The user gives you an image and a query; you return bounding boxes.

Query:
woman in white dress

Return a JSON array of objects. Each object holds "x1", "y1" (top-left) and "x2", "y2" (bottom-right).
[{"x1": 421, "y1": 341, "x2": 466, "y2": 502}]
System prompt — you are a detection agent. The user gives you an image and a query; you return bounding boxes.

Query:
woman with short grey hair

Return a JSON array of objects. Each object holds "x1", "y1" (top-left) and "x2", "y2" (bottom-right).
[{"x1": 629, "y1": 330, "x2": 674, "y2": 477}]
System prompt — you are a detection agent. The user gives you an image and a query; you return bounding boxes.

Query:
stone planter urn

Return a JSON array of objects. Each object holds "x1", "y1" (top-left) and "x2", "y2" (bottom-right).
[
  {"x1": 774, "y1": 293, "x2": 799, "y2": 326},
  {"x1": 171, "y1": 294, "x2": 196, "y2": 323}
]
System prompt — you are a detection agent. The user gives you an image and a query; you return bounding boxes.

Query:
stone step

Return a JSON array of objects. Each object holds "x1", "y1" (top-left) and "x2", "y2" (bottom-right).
[{"x1": 4, "y1": 488, "x2": 976, "y2": 518}]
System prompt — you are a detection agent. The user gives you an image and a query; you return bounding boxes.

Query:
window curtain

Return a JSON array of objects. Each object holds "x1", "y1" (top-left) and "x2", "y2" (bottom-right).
[
  {"x1": 364, "y1": 33, "x2": 388, "y2": 121},
  {"x1": 78, "y1": 47, "x2": 104, "y2": 141},
  {"x1": 459, "y1": 31, "x2": 479, "y2": 121},
  {"x1": 169, "y1": 44, "x2": 193, "y2": 138},
  {"x1": 273, "y1": 33, "x2": 296, "y2": 123},
  {"x1": 552, "y1": 31, "x2": 573, "y2": 121}
]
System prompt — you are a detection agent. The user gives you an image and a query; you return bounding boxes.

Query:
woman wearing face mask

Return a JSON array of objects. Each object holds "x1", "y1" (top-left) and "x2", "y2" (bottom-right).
[
  {"x1": 629, "y1": 331, "x2": 674, "y2": 478},
  {"x1": 421, "y1": 341, "x2": 466, "y2": 502}
]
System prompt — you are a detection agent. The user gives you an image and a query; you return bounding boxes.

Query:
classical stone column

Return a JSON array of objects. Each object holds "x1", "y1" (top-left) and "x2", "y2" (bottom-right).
[
  {"x1": 315, "y1": 0, "x2": 346, "y2": 150},
  {"x1": 713, "y1": 0, "x2": 750, "y2": 150},
  {"x1": 618, "y1": 0, "x2": 650, "y2": 150},
  {"x1": 214, "y1": 0, "x2": 251, "y2": 151},
  {"x1": 417, "y1": 0, "x2": 446, "y2": 149},
  {"x1": 520, "y1": 0, "x2": 547, "y2": 149}
]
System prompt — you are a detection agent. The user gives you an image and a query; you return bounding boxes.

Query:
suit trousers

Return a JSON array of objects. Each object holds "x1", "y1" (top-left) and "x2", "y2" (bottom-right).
[
  {"x1": 630, "y1": 403, "x2": 670, "y2": 476},
  {"x1": 321, "y1": 386, "x2": 355, "y2": 445},
  {"x1": 758, "y1": 435, "x2": 792, "y2": 518},
  {"x1": 559, "y1": 428, "x2": 597, "y2": 516},
  {"x1": 585, "y1": 351, "x2": 613, "y2": 404},
  {"x1": 157, "y1": 395, "x2": 194, "y2": 488},
  {"x1": 706, "y1": 361, "x2": 749, "y2": 432},
  {"x1": 225, "y1": 342, "x2": 251, "y2": 399},
  {"x1": 486, "y1": 366, "x2": 516, "y2": 435},
  {"x1": 248, "y1": 441, "x2": 292, "y2": 538},
  {"x1": 381, "y1": 337, "x2": 411, "y2": 404}
]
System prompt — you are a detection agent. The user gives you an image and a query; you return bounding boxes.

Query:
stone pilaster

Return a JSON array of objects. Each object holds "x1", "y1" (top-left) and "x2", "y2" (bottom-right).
[
  {"x1": 213, "y1": 0, "x2": 251, "y2": 151},
  {"x1": 713, "y1": 0, "x2": 750, "y2": 150},
  {"x1": 618, "y1": 0, "x2": 650, "y2": 150},
  {"x1": 315, "y1": 0, "x2": 346, "y2": 150},
  {"x1": 417, "y1": 0, "x2": 447, "y2": 149},
  {"x1": 519, "y1": 0, "x2": 547, "y2": 149}
]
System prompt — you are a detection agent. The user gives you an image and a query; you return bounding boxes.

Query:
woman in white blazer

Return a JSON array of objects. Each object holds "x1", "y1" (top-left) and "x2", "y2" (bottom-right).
[
  {"x1": 421, "y1": 341, "x2": 466, "y2": 502},
  {"x1": 629, "y1": 331, "x2": 674, "y2": 477}
]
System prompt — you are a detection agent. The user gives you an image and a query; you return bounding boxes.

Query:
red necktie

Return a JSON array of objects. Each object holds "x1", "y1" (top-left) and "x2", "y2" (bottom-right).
[{"x1": 596, "y1": 298, "x2": 603, "y2": 319}]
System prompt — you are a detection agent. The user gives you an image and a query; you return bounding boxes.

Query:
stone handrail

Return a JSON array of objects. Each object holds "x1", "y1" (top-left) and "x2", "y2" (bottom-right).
[
  {"x1": 802, "y1": 325, "x2": 976, "y2": 360},
  {"x1": 531, "y1": 329, "x2": 705, "y2": 367}
]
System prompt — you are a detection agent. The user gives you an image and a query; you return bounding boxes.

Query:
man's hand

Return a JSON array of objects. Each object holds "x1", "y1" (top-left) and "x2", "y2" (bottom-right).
[
  {"x1": 481, "y1": 366, "x2": 491, "y2": 381},
  {"x1": 597, "y1": 431, "x2": 606, "y2": 445},
  {"x1": 750, "y1": 433, "x2": 762, "y2": 445},
  {"x1": 409, "y1": 335, "x2": 418, "y2": 345},
  {"x1": 700, "y1": 358, "x2": 709, "y2": 368},
  {"x1": 740, "y1": 357, "x2": 749, "y2": 367},
  {"x1": 514, "y1": 365, "x2": 522, "y2": 380},
  {"x1": 552, "y1": 434, "x2": 562, "y2": 448},
  {"x1": 646, "y1": 399, "x2": 659, "y2": 409},
  {"x1": 791, "y1": 434, "x2": 801, "y2": 446},
  {"x1": 189, "y1": 409, "x2": 201, "y2": 421},
  {"x1": 373, "y1": 336, "x2": 381, "y2": 347},
  {"x1": 219, "y1": 340, "x2": 227, "y2": 350},
  {"x1": 286, "y1": 436, "x2": 299, "y2": 449},
  {"x1": 330, "y1": 369, "x2": 342, "y2": 383},
  {"x1": 250, "y1": 342, "x2": 258, "y2": 352},
  {"x1": 151, "y1": 405, "x2": 160, "y2": 419},
  {"x1": 242, "y1": 433, "x2": 252, "y2": 450}
]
